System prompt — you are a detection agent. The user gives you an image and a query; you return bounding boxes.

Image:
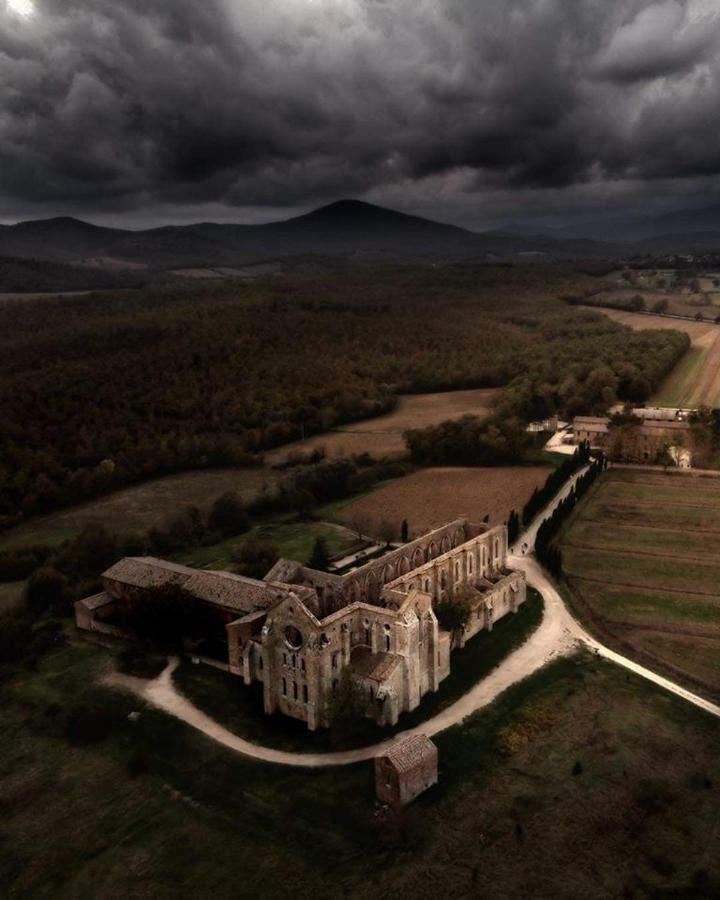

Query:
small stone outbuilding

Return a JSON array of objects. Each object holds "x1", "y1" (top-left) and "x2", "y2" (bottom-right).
[{"x1": 375, "y1": 734, "x2": 438, "y2": 806}]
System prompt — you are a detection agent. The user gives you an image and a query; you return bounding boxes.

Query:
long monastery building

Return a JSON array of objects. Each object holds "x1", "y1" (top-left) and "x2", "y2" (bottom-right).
[{"x1": 76, "y1": 518, "x2": 526, "y2": 730}]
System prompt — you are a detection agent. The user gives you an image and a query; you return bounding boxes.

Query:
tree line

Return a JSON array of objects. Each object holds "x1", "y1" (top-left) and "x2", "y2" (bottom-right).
[
  {"x1": 0, "y1": 455, "x2": 412, "y2": 592},
  {"x1": 0, "y1": 263, "x2": 687, "y2": 530},
  {"x1": 522, "y1": 443, "x2": 591, "y2": 525},
  {"x1": 535, "y1": 456, "x2": 607, "y2": 577}
]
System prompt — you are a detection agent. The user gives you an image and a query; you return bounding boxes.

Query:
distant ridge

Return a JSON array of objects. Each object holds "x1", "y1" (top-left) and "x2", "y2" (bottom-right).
[{"x1": 0, "y1": 198, "x2": 628, "y2": 267}]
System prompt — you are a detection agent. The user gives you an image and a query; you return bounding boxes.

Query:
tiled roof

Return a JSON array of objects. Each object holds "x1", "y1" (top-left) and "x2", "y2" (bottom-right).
[
  {"x1": 263, "y1": 558, "x2": 302, "y2": 584},
  {"x1": 350, "y1": 646, "x2": 402, "y2": 683},
  {"x1": 183, "y1": 569, "x2": 279, "y2": 613},
  {"x1": 79, "y1": 591, "x2": 115, "y2": 611},
  {"x1": 640, "y1": 420, "x2": 688, "y2": 431},
  {"x1": 383, "y1": 735, "x2": 437, "y2": 773},
  {"x1": 573, "y1": 416, "x2": 609, "y2": 434},
  {"x1": 102, "y1": 557, "x2": 195, "y2": 589}
]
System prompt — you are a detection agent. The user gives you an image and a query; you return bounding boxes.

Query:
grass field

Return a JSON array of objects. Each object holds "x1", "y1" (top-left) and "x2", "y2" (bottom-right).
[
  {"x1": 174, "y1": 520, "x2": 357, "y2": 571},
  {"x1": 2, "y1": 636, "x2": 719, "y2": 898},
  {"x1": 0, "y1": 467, "x2": 280, "y2": 552},
  {"x1": 582, "y1": 307, "x2": 720, "y2": 407},
  {"x1": 335, "y1": 466, "x2": 552, "y2": 536},
  {"x1": 560, "y1": 468, "x2": 720, "y2": 698},
  {"x1": 265, "y1": 388, "x2": 501, "y2": 465}
]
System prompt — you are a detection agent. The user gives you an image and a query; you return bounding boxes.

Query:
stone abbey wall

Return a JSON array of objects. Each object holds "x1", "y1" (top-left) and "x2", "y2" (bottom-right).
[
  {"x1": 77, "y1": 519, "x2": 526, "y2": 732},
  {"x1": 280, "y1": 518, "x2": 486, "y2": 613}
]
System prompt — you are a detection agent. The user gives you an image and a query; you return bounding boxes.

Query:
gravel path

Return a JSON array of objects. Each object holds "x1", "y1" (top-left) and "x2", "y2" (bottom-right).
[{"x1": 104, "y1": 468, "x2": 720, "y2": 768}]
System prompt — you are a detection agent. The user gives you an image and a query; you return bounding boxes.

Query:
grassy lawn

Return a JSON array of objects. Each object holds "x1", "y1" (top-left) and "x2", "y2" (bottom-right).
[
  {"x1": 172, "y1": 589, "x2": 544, "y2": 752},
  {"x1": 559, "y1": 468, "x2": 720, "y2": 700},
  {"x1": 656, "y1": 345, "x2": 708, "y2": 406},
  {"x1": 0, "y1": 467, "x2": 280, "y2": 552},
  {"x1": 173, "y1": 519, "x2": 357, "y2": 570},
  {"x1": 2, "y1": 635, "x2": 719, "y2": 898}
]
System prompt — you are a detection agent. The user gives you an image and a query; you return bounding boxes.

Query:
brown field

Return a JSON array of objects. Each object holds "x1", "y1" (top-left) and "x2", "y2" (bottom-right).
[
  {"x1": 265, "y1": 388, "x2": 501, "y2": 465},
  {"x1": 336, "y1": 465, "x2": 551, "y2": 537},
  {"x1": 583, "y1": 306, "x2": 720, "y2": 407},
  {"x1": 0, "y1": 467, "x2": 279, "y2": 551},
  {"x1": 560, "y1": 467, "x2": 720, "y2": 699}
]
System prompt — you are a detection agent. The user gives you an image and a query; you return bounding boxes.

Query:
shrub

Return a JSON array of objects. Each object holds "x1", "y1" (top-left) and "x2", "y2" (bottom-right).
[
  {"x1": 207, "y1": 491, "x2": 249, "y2": 538},
  {"x1": 117, "y1": 646, "x2": 166, "y2": 679},
  {"x1": 308, "y1": 536, "x2": 330, "y2": 571},
  {"x1": 25, "y1": 567, "x2": 70, "y2": 617},
  {"x1": 65, "y1": 703, "x2": 113, "y2": 746},
  {"x1": 232, "y1": 539, "x2": 279, "y2": 579},
  {"x1": 126, "y1": 751, "x2": 149, "y2": 777}
]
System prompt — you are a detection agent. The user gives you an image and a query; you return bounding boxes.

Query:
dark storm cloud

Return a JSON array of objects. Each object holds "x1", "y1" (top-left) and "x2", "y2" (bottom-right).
[{"x1": 1, "y1": 0, "x2": 720, "y2": 222}]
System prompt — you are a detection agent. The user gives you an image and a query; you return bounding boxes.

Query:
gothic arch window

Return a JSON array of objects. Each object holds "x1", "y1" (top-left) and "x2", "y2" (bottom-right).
[
  {"x1": 467, "y1": 553, "x2": 474, "y2": 575},
  {"x1": 412, "y1": 547, "x2": 424, "y2": 568},
  {"x1": 366, "y1": 573, "x2": 380, "y2": 603},
  {"x1": 429, "y1": 541, "x2": 438, "y2": 560}
]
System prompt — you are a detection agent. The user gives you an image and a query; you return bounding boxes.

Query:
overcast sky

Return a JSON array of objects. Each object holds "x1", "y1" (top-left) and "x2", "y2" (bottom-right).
[{"x1": 2, "y1": 0, "x2": 720, "y2": 229}]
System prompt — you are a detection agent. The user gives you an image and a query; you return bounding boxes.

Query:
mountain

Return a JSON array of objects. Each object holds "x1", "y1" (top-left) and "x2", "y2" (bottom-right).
[
  {"x1": 0, "y1": 199, "x2": 624, "y2": 267},
  {"x1": 517, "y1": 201, "x2": 720, "y2": 244}
]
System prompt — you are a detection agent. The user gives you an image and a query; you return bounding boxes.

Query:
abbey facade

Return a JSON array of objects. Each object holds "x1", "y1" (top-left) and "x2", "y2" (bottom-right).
[{"x1": 76, "y1": 519, "x2": 526, "y2": 730}]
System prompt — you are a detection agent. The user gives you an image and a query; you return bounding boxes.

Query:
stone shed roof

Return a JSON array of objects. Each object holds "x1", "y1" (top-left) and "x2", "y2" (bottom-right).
[
  {"x1": 102, "y1": 557, "x2": 195, "y2": 589},
  {"x1": 183, "y1": 569, "x2": 278, "y2": 614},
  {"x1": 78, "y1": 591, "x2": 115, "y2": 612},
  {"x1": 350, "y1": 646, "x2": 402, "y2": 683},
  {"x1": 640, "y1": 420, "x2": 688, "y2": 432},
  {"x1": 382, "y1": 734, "x2": 437, "y2": 774},
  {"x1": 263, "y1": 558, "x2": 302, "y2": 584},
  {"x1": 573, "y1": 416, "x2": 609, "y2": 434}
]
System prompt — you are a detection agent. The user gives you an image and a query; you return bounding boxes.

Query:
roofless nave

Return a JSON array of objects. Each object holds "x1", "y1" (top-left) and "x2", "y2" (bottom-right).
[{"x1": 76, "y1": 518, "x2": 526, "y2": 730}]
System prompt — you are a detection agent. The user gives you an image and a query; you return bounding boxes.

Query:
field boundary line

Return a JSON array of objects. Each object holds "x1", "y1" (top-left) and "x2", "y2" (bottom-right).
[
  {"x1": 563, "y1": 540, "x2": 720, "y2": 568},
  {"x1": 596, "y1": 620, "x2": 720, "y2": 640},
  {"x1": 594, "y1": 494, "x2": 720, "y2": 511},
  {"x1": 572, "y1": 518, "x2": 720, "y2": 537},
  {"x1": 564, "y1": 572, "x2": 720, "y2": 600}
]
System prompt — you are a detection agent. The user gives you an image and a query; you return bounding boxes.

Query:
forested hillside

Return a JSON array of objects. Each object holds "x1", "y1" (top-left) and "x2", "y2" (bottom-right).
[
  {"x1": 0, "y1": 265, "x2": 688, "y2": 528},
  {"x1": 0, "y1": 256, "x2": 146, "y2": 293}
]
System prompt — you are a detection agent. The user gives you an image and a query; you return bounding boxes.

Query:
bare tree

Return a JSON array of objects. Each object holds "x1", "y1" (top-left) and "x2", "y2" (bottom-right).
[
  {"x1": 377, "y1": 519, "x2": 397, "y2": 545},
  {"x1": 346, "y1": 511, "x2": 370, "y2": 541}
]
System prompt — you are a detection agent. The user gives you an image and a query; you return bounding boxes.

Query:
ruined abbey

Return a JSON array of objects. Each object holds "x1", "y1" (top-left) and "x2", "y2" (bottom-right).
[{"x1": 76, "y1": 519, "x2": 526, "y2": 730}]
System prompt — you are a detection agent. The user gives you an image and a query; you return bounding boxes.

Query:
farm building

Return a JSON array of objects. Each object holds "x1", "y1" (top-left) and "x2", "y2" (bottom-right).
[
  {"x1": 375, "y1": 734, "x2": 438, "y2": 806},
  {"x1": 76, "y1": 518, "x2": 526, "y2": 731},
  {"x1": 572, "y1": 414, "x2": 691, "y2": 464}
]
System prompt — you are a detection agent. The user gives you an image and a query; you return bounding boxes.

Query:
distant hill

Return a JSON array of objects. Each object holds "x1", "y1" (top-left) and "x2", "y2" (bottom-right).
[
  {"x1": 522, "y1": 201, "x2": 720, "y2": 244},
  {"x1": 0, "y1": 200, "x2": 624, "y2": 268}
]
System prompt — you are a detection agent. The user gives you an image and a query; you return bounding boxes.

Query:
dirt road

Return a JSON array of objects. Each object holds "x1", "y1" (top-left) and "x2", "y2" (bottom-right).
[{"x1": 105, "y1": 471, "x2": 720, "y2": 767}]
